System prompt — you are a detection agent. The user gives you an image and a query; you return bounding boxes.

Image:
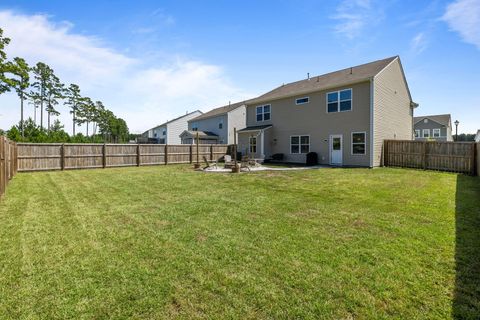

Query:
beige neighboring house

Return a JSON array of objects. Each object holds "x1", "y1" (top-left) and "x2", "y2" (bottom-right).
[
  {"x1": 180, "y1": 102, "x2": 246, "y2": 144},
  {"x1": 236, "y1": 56, "x2": 417, "y2": 167},
  {"x1": 143, "y1": 110, "x2": 202, "y2": 144},
  {"x1": 413, "y1": 114, "x2": 453, "y2": 142}
]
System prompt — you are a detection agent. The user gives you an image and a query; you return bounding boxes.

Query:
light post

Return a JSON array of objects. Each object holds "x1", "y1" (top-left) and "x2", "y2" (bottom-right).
[{"x1": 454, "y1": 120, "x2": 459, "y2": 141}]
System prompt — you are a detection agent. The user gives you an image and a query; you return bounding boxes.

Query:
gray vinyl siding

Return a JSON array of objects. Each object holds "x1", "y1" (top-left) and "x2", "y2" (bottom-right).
[
  {"x1": 166, "y1": 111, "x2": 202, "y2": 144},
  {"x1": 188, "y1": 114, "x2": 228, "y2": 144},
  {"x1": 414, "y1": 120, "x2": 453, "y2": 141},
  {"x1": 373, "y1": 58, "x2": 413, "y2": 167},
  {"x1": 227, "y1": 105, "x2": 247, "y2": 144},
  {"x1": 243, "y1": 81, "x2": 372, "y2": 166}
]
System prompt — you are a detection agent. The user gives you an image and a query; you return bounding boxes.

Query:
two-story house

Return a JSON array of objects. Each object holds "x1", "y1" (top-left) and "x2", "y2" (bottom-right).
[
  {"x1": 413, "y1": 114, "x2": 453, "y2": 141},
  {"x1": 180, "y1": 102, "x2": 246, "y2": 144},
  {"x1": 237, "y1": 56, "x2": 417, "y2": 167},
  {"x1": 144, "y1": 110, "x2": 202, "y2": 144}
]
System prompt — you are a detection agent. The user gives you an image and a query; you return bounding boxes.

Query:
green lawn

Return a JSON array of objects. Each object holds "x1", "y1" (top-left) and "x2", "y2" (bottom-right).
[{"x1": 0, "y1": 165, "x2": 478, "y2": 319}]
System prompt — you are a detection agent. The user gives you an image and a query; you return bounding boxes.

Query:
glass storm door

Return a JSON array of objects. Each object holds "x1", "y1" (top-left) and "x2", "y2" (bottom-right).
[{"x1": 330, "y1": 134, "x2": 343, "y2": 165}]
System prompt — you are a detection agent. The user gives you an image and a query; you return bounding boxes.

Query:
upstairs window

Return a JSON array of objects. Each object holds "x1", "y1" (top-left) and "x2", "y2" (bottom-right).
[
  {"x1": 256, "y1": 105, "x2": 271, "y2": 122},
  {"x1": 423, "y1": 129, "x2": 430, "y2": 138},
  {"x1": 433, "y1": 128, "x2": 441, "y2": 137},
  {"x1": 162, "y1": 129, "x2": 166, "y2": 136},
  {"x1": 219, "y1": 122, "x2": 223, "y2": 129},
  {"x1": 295, "y1": 97, "x2": 309, "y2": 105},
  {"x1": 290, "y1": 135, "x2": 310, "y2": 154},
  {"x1": 327, "y1": 88, "x2": 352, "y2": 113}
]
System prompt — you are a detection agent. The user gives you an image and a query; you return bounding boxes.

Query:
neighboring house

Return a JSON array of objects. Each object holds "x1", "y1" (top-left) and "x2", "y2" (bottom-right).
[
  {"x1": 144, "y1": 110, "x2": 202, "y2": 144},
  {"x1": 179, "y1": 130, "x2": 219, "y2": 144},
  {"x1": 413, "y1": 114, "x2": 453, "y2": 142},
  {"x1": 475, "y1": 130, "x2": 480, "y2": 142},
  {"x1": 181, "y1": 102, "x2": 246, "y2": 144},
  {"x1": 236, "y1": 56, "x2": 417, "y2": 167}
]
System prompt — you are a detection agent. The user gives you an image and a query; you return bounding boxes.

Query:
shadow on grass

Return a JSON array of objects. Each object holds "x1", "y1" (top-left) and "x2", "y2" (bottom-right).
[{"x1": 454, "y1": 174, "x2": 480, "y2": 319}]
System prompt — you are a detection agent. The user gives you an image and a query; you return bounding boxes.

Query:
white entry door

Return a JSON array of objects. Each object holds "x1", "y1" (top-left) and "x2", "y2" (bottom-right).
[{"x1": 330, "y1": 134, "x2": 343, "y2": 165}]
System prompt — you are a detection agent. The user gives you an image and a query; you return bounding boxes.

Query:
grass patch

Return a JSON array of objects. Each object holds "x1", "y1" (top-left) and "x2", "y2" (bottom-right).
[{"x1": 0, "y1": 165, "x2": 478, "y2": 319}]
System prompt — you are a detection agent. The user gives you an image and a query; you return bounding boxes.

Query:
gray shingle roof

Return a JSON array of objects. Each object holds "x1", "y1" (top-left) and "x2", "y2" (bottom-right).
[
  {"x1": 154, "y1": 110, "x2": 202, "y2": 128},
  {"x1": 191, "y1": 101, "x2": 246, "y2": 122},
  {"x1": 180, "y1": 130, "x2": 219, "y2": 138},
  {"x1": 238, "y1": 125, "x2": 273, "y2": 132},
  {"x1": 248, "y1": 56, "x2": 398, "y2": 104},
  {"x1": 414, "y1": 114, "x2": 452, "y2": 127}
]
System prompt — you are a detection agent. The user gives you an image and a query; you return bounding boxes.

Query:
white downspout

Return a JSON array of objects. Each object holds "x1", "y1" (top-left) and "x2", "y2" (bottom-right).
[{"x1": 260, "y1": 130, "x2": 265, "y2": 159}]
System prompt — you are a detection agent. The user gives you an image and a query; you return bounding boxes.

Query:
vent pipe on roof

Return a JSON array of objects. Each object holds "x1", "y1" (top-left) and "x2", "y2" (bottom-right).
[
  {"x1": 350, "y1": 67, "x2": 353, "y2": 74},
  {"x1": 307, "y1": 72, "x2": 310, "y2": 80}
]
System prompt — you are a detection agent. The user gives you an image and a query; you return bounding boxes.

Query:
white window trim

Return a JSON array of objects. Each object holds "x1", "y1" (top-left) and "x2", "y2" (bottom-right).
[
  {"x1": 256, "y1": 104, "x2": 271, "y2": 122},
  {"x1": 289, "y1": 135, "x2": 310, "y2": 154},
  {"x1": 295, "y1": 97, "x2": 310, "y2": 105},
  {"x1": 351, "y1": 132, "x2": 366, "y2": 155},
  {"x1": 433, "y1": 128, "x2": 441, "y2": 138},
  {"x1": 326, "y1": 88, "x2": 353, "y2": 113},
  {"x1": 415, "y1": 129, "x2": 420, "y2": 138},
  {"x1": 423, "y1": 129, "x2": 430, "y2": 138}
]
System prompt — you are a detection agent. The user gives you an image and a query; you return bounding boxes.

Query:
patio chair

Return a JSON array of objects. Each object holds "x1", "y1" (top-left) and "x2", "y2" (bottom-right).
[
  {"x1": 223, "y1": 155, "x2": 235, "y2": 169},
  {"x1": 202, "y1": 156, "x2": 218, "y2": 170}
]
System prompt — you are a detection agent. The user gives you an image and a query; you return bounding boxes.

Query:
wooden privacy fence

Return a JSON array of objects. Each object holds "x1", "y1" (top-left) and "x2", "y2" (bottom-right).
[
  {"x1": 0, "y1": 136, "x2": 18, "y2": 198},
  {"x1": 17, "y1": 143, "x2": 229, "y2": 172},
  {"x1": 383, "y1": 140, "x2": 478, "y2": 175}
]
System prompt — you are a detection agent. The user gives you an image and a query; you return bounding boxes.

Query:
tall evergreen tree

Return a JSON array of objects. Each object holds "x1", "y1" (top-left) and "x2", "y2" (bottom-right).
[
  {"x1": 45, "y1": 73, "x2": 64, "y2": 131},
  {"x1": 9, "y1": 57, "x2": 30, "y2": 137},
  {"x1": 0, "y1": 28, "x2": 13, "y2": 94},
  {"x1": 63, "y1": 84, "x2": 83, "y2": 136},
  {"x1": 31, "y1": 62, "x2": 51, "y2": 130}
]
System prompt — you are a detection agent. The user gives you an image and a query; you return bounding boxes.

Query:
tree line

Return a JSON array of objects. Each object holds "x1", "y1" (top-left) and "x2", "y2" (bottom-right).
[{"x1": 0, "y1": 27, "x2": 130, "y2": 143}]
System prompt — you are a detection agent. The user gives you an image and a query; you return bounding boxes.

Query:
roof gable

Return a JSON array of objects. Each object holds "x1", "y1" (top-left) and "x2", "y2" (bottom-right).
[
  {"x1": 191, "y1": 102, "x2": 246, "y2": 122},
  {"x1": 414, "y1": 114, "x2": 452, "y2": 127},
  {"x1": 247, "y1": 56, "x2": 397, "y2": 104}
]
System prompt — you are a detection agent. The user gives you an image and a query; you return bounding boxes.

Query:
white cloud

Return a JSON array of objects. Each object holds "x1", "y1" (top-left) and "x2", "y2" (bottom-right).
[
  {"x1": 0, "y1": 10, "x2": 251, "y2": 133},
  {"x1": 410, "y1": 32, "x2": 428, "y2": 54},
  {"x1": 331, "y1": 0, "x2": 383, "y2": 39},
  {"x1": 442, "y1": 0, "x2": 480, "y2": 49}
]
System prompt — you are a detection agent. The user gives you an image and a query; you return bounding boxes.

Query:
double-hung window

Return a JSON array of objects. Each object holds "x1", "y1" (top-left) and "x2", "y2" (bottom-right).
[
  {"x1": 290, "y1": 136, "x2": 310, "y2": 154},
  {"x1": 415, "y1": 130, "x2": 420, "y2": 138},
  {"x1": 256, "y1": 105, "x2": 271, "y2": 122},
  {"x1": 423, "y1": 129, "x2": 430, "y2": 138},
  {"x1": 352, "y1": 132, "x2": 366, "y2": 155},
  {"x1": 249, "y1": 137, "x2": 257, "y2": 153},
  {"x1": 433, "y1": 128, "x2": 440, "y2": 138},
  {"x1": 327, "y1": 88, "x2": 352, "y2": 113}
]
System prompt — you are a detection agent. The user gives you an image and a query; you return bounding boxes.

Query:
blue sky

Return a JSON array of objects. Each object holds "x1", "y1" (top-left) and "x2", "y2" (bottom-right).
[{"x1": 0, "y1": 0, "x2": 479, "y2": 134}]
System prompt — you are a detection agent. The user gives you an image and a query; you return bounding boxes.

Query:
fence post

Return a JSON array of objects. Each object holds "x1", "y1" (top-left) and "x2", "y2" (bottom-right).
[
  {"x1": 0, "y1": 138, "x2": 4, "y2": 196},
  {"x1": 471, "y1": 143, "x2": 476, "y2": 176},
  {"x1": 189, "y1": 145, "x2": 193, "y2": 164},
  {"x1": 13, "y1": 142, "x2": 18, "y2": 175},
  {"x1": 102, "y1": 144, "x2": 107, "y2": 168},
  {"x1": 164, "y1": 144, "x2": 168, "y2": 165},
  {"x1": 60, "y1": 144, "x2": 65, "y2": 170},
  {"x1": 136, "y1": 144, "x2": 140, "y2": 167},
  {"x1": 210, "y1": 145, "x2": 213, "y2": 161}
]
